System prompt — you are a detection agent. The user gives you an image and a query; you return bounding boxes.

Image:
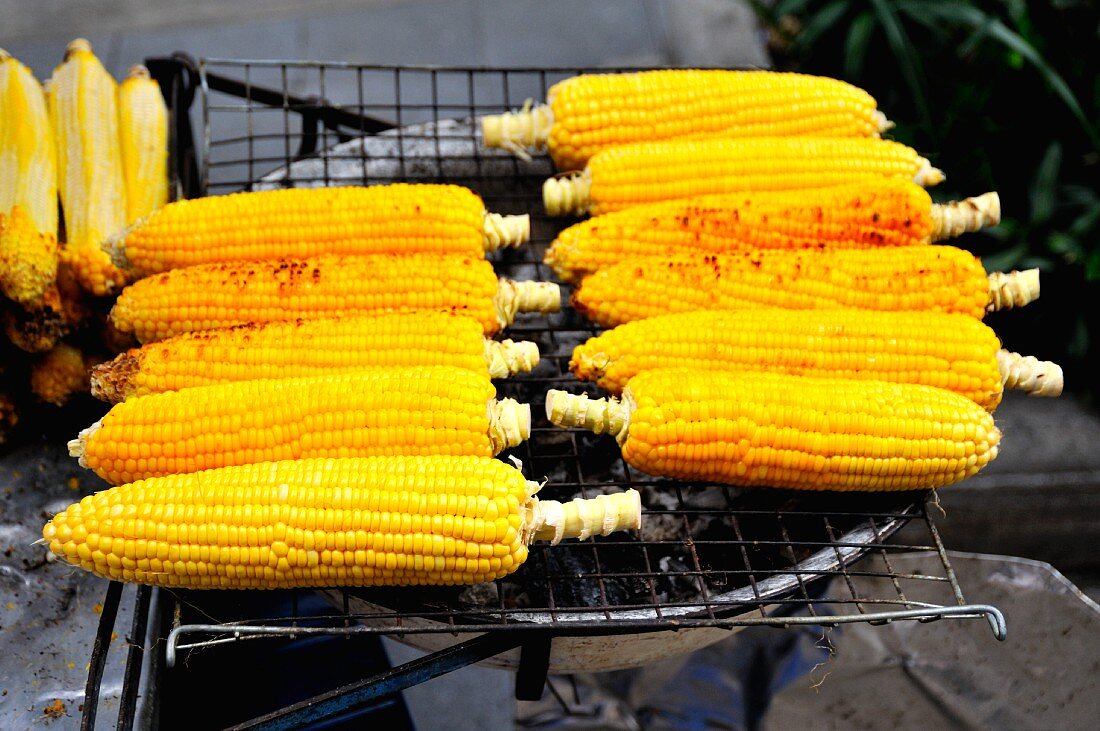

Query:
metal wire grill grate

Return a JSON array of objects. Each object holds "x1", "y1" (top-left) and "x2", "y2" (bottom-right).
[{"x1": 144, "y1": 59, "x2": 1008, "y2": 664}]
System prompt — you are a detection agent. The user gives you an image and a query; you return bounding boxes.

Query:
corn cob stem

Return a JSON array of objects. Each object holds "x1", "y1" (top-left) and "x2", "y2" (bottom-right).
[
  {"x1": 480, "y1": 101, "x2": 554, "y2": 161},
  {"x1": 494, "y1": 279, "x2": 562, "y2": 325},
  {"x1": 997, "y1": 350, "x2": 1063, "y2": 397},
  {"x1": 543, "y1": 171, "x2": 593, "y2": 216},
  {"x1": 487, "y1": 398, "x2": 533, "y2": 454},
  {"x1": 930, "y1": 192, "x2": 1001, "y2": 241},
  {"x1": 484, "y1": 339, "x2": 541, "y2": 379},
  {"x1": 545, "y1": 390, "x2": 631, "y2": 445},
  {"x1": 988, "y1": 269, "x2": 1040, "y2": 311},
  {"x1": 529, "y1": 490, "x2": 642, "y2": 545},
  {"x1": 482, "y1": 212, "x2": 531, "y2": 250}
]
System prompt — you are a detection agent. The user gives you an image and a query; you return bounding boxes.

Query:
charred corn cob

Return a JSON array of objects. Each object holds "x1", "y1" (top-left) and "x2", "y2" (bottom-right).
[
  {"x1": 572, "y1": 247, "x2": 1039, "y2": 327},
  {"x1": 70, "y1": 366, "x2": 533, "y2": 485},
  {"x1": 108, "y1": 253, "x2": 560, "y2": 342},
  {"x1": 31, "y1": 343, "x2": 91, "y2": 406},
  {"x1": 0, "y1": 50, "x2": 59, "y2": 305},
  {"x1": 570, "y1": 309, "x2": 1063, "y2": 410},
  {"x1": 90, "y1": 311, "x2": 540, "y2": 403},
  {"x1": 3, "y1": 261, "x2": 94, "y2": 352},
  {"x1": 49, "y1": 39, "x2": 130, "y2": 295},
  {"x1": 543, "y1": 137, "x2": 944, "y2": 217},
  {"x1": 0, "y1": 390, "x2": 16, "y2": 445},
  {"x1": 547, "y1": 369, "x2": 1000, "y2": 492},
  {"x1": 482, "y1": 69, "x2": 889, "y2": 170},
  {"x1": 43, "y1": 456, "x2": 642, "y2": 588},
  {"x1": 544, "y1": 181, "x2": 1001, "y2": 282},
  {"x1": 110, "y1": 184, "x2": 531, "y2": 278},
  {"x1": 118, "y1": 64, "x2": 168, "y2": 225}
]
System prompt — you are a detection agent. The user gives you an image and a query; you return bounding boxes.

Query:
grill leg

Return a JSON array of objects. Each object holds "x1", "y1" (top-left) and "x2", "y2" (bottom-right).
[{"x1": 515, "y1": 636, "x2": 553, "y2": 701}]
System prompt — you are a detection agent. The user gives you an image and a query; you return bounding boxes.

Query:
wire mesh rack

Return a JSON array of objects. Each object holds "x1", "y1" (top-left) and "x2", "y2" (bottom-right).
[{"x1": 82, "y1": 57, "x2": 1007, "y2": 730}]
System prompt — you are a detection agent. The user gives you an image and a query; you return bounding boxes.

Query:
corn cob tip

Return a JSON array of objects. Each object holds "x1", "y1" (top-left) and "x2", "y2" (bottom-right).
[
  {"x1": 545, "y1": 390, "x2": 631, "y2": 443},
  {"x1": 529, "y1": 489, "x2": 642, "y2": 545},
  {"x1": 488, "y1": 398, "x2": 532, "y2": 453},
  {"x1": 103, "y1": 221, "x2": 138, "y2": 269},
  {"x1": 89, "y1": 353, "x2": 137, "y2": 403},
  {"x1": 126, "y1": 64, "x2": 151, "y2": 80},
  {"x1": 484, "y1": 338, "x2": 540, "y2": 378},
  {"x1": 67, "y1": 420, "x2": 100, "y2": 465},
  {"x1": 494, "y1": 279, "x2": 561, "y2": 327},
  {"x1": 913, "y1": 157, "x2": 945, "y2": 186},
  {"x1": 997, "y1": 350, "x2": 1064, "y2": 397},
  {"x1": 480, "y1": 102, "x2": 553, "y2": 158},
  {"x1": 930, "y1": 192, "x2": 1001, "y2": 241},
  {"x1": 482, "y1": 213, "x2": 531, "y2": 251},
  {"x1": 0, "y1": 48, "x2": 10, "y2": 60},
  {"x1": 872, "y1": 110, "x2": 894, "y2": 134},
  {"x1": 987, "y1": 269, "x2": 1040, "y2": 312},
  {"x1": 64, "y1": 38, "x2": 93, "y2": 58},
  {"x1": 543, "y1": 171, "x2": 591, "y2": 216}
]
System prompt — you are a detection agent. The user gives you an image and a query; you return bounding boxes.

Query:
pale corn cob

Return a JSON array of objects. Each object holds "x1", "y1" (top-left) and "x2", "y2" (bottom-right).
[
  {"x1": 90, "y1": 311, "x2": 540, "y2": 403},
  {"x1": 43, "y1": 455, "x2": 643, "y2": 588},
  {"x1": 483, "y1": 69, "x2": 889, "y2": 170},
  {"x1": 49, "y1": 39, "x2": 130, "y2": 295},
  {"x1": 544, "y1": 180, "x2": 1001, "y2": 282},
  {"x1": 0, "y1": 49, "x2": 59, "y2": 304},
  {"x1": 543, "y1": 137, "x2": 944, "y2": 217},
  {"x1": 547, "y1": 369, "x2": 1000, "y2": 492},
  {"x1": 570, "y1": 309, "x2": 1063, "y2": 410},
  {"x1": 108, "y1": 253, "x2": 561, "y2": 342},
  {"x1": 571, "y1": 247, "x2": 1039, "y2": 327},
  {"x1": 70, "y1": 366, "x2": 533, "y2": 485},
  {"x1": 118, "y1": 64, "x2": 168, "y2": 225},
  {"x1": 110, "y1": 184, "x2": 531, "y2": 278}
]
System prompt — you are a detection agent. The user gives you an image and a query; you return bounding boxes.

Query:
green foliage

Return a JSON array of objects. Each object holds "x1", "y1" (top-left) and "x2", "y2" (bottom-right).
[{"x1": 752, "y1": 0, "x2": 1100, "y2": 400}]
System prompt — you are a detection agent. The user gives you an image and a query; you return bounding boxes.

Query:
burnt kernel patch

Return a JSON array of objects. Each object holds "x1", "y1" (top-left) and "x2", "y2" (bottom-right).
[{"x1": 872, "y1": 213, "x2": 881, "y2": 223}]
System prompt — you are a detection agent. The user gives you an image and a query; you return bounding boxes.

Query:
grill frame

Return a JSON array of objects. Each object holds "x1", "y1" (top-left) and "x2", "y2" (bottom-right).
[{"x1": 81, "y1": 55, "x2": 1006, "y2": 730}]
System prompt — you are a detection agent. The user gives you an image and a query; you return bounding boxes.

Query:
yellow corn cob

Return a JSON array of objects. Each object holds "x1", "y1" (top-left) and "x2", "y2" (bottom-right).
[
  {"x1": 108, "y1": 253, "x2": 561, "y2": 343},
  {"x1": 49, "y1": 39, "x2": 130, "y2": 296},
  {"x1": 118, "y1": 64, "x2": 168, "y2": 225},
  {"x1": 31, "y1": 343, "x2": 90, "y2": 406},
  {"x1": 570, "y1": 309, "x2": 1064, "y2": 410},
  {"x1": 483, "y1": 69, "x2": 890, "y2": 170},
  {"x1": 69, "y1": 366, "x2": 533, "y2": 485},
  {"x1": 544, "y1": 180, "x2": 1001, "y2": 282},
  {"x1": 546, "y1": 369, "x2": 1000, "y2": 492},
  {"x1": 110, "y1": 184, "x2": 531, "y2": 279},
  {"x1": 572, "y1": 247, "x2": 1040, "y2": 327},
  {"x1": 90, "y1": 311, "x2": 541, "y2": 403},
  {"x1": 42, "y1": 455, "x2": 642, "y2": 588},
  {"x1": 0, "y1": 49, "x2": 59, "y2": 305},
  {"x1": 543, "y1": 137, "x2": 944, "y2": 217}
]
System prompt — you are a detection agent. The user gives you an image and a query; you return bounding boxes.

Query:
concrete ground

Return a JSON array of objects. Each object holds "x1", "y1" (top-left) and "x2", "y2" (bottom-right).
[{"x1": 3, "y1": 0, "x2": 1098, "y2": 728}]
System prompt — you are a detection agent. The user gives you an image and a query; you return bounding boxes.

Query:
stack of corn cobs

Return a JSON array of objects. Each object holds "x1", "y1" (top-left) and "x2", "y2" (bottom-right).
[{"x1": 40, "y1": 67, "x2": 1062, "y2": 592}]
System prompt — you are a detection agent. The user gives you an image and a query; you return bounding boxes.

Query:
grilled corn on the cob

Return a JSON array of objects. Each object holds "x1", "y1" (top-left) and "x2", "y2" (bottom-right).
[
  {"x1": 547, "y1": 369, "x2": 1000, "y2": 492},
  {"x1": 43, "y1": 455, "x2": 643, "y2": 588}
]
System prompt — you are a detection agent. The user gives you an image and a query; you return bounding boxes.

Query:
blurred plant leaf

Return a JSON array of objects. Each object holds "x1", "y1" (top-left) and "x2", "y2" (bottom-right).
[
  {"x1": 844, "y1": 11, "x2": 876, "y2": 79},
  {"x1": 979, "y1": 241, "x2": 1030, "y2": 272},
  {"x1": 868, "y1": 0, "x2": 932, "y2": 133},
  {"x1": 1029, "y1": 142, "x2": 1062, "y2": 226},
  {"x1": 899, "y1": 1, "x2": 1099, "y2": 148},
  {"x1": 788, "y1": 0, "x2": 852, "y2": 52}
]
